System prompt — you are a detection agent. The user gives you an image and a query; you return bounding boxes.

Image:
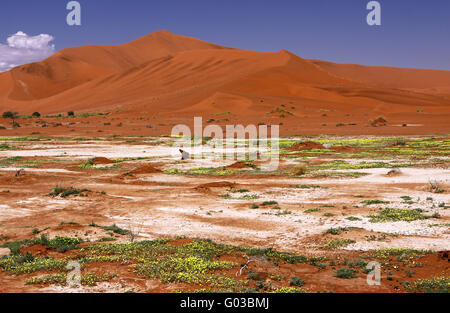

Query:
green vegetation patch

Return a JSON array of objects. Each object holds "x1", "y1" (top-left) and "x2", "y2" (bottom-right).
[
  {"x1": 0, "y1": 234, "x2": 83, "y2": 256},
  {"x1": 368, "y1": 208, "x2": 436, "y2": 223},
  {"x1": 323, "y1": 239, "x2": 356, "y2": 250},
  {"x1": 273, "y1": 287, "x2": 308, "y2": 293},
  {"x1": 315, "y1": 160, "x2": 411, "y2": 170},
  {"x1": 324, "y1": 227, "x2": 353, "y2": 235},
  {"x1": 335, "y1": 267, "x2": 358, "y2": 279},
  {"x1": 134, "y1": 256, "x2": 236, "y2": 286},
  {"x1": 0, "y1": 255, "x2": 67, "y2": 275},
  {"x1": 1, "y1": 237, "x2": 330, "y2": 292},
  {"x1": 0, "y1": 156, "x2": 23, "y2": 167},
  {"x1": 372, "y1": 248, "x2": 431, "y2": 261},
  {"x1": 89, "y1": 223, "x2": 129, "y2": 235},
  {"x1": 49, "y1": 186, "x2": 91, "y2": 198},
  {"x1": 165, "y1": 167, "x2": 250, "y2": 176},
  {"x1": 403, "y1": 276, "x2": 449, "y2": 293},
  {"x1": 26, "y1": 272, "x2": 117, "y2": 287},
  {"x1": 296, "y1": 185, "x2": 327, "y2": 189},
  {"x1": 289, "y1": 276, "x2": 306, "y2": 287},
  {"x1": 311, "y1": 171, "x2": 368, "y2": 179},
  {"x1": 261, "y1": 201, "x2": 278, "y2": 206},
  {"x1": 361, "y1": 199, "x2": 390, "y2": 205},
  {"x1": 304, "y1": 208, "x2": 320, "y2": 213},
  {"x1": 78, "y1": 159, "x2": 118, "y2": 170},
  {"x1": 82, "y1": 239, "x2": 242, "y2": 290}
]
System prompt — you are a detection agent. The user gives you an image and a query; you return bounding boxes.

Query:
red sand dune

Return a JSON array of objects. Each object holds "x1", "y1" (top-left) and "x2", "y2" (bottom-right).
[
  {"x1": 0, "y1": 30, "x2": 449, "y2": 135},
  {"x1": 310, "y1": 60, "x2": 450, "y2": 95}
]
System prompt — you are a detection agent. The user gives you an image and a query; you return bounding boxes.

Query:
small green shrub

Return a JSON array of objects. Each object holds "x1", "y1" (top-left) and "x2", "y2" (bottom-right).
[
  {"x1": 361, "y1": 199, "x2": 390, "y2": 205},
  {"x1": 2, "y1": 111, "x2": 17, "y2": 119},
  {"x1": 102, "y1": 224, "x2": 129, "y2": 235},
  {"x1": 335, "y1": 268, "x2": 358, "y2": 279},
  {"x1": 289, "y1": 276, "x2": 305, "y2": 287},
  {"x1": 98, "y1": 237, "x2": 116, "y2": 242},
  {"x1": 346, "y1": 216, "x2": 361, "y2": 221},
  {"x1": 304, "y1": 208, "x2": 320, "y2": 213},
  {"x1": 247, "y1": 272, "x2": 262, "y2": 281},
  {"x1": 323, "y1": 239, "x2": 355, "y2": 249},
  {"x1": 261, "y1": 201, "x2": 278, "y2": 206},
  {"x1": 324, "y1": 227, "x2": 352, "y2": 235},
  {"x1": 49, "y1": 186, "x2": 90, "y2": 198},
  {"x1": 232, "y1": 189, "x2": 250, "y2": 193}
]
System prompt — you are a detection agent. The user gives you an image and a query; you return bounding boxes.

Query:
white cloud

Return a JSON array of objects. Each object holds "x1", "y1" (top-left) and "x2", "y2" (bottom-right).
[{"x1": 0, "y1": 31, "x2": 55, "y2": 72}]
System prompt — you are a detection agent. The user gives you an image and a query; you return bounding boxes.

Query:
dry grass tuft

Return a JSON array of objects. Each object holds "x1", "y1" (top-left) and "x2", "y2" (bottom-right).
[{"x1": 291, "y1": 163, "x2": 308, "y2": 176}]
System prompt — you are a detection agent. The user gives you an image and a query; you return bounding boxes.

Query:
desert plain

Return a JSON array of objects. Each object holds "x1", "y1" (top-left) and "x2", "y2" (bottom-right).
[{"x1": 0, "y1": 31, "x2": 448, "y2": 293}]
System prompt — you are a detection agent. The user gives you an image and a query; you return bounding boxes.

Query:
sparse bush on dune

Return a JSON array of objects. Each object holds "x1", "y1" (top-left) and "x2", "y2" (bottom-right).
[
  {"x1": 2, "y1": 111, "x2": 18, "y2": 119},
  {"x1": 370, "y1": 116, "x2": 387, "y2": 127}
]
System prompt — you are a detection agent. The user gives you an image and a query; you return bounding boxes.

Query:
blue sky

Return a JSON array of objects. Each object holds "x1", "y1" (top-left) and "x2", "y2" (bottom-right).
[{"x1": 1, "y1": 0, "x2": 450, "y2": 70}]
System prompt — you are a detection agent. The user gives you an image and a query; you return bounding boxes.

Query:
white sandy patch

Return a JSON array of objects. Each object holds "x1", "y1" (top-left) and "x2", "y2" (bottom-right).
[
  {"x1": 0, "y1": 144, "x2": 174, "y2": 159},
  {"x1": 337, "y1": 217, "x2": 447, "y2": 237},
  {"x1": 0, "y1": 198, "x2": 75, "y2": 221},
  {"x1": 347, "y1": 168, "x2": 450, "y2": 184},
  {"x1": 0, "y1": 207, "x2": 33, "y2": 220},
  {"x1": 348, "y1": 237, "x2": 449, "y2": 251}
]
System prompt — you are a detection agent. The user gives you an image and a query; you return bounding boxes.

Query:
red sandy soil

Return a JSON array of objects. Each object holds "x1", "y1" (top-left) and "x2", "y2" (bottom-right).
[
  {"x1": 126, "y1": 164, "x2": 162, "y2": 175},
  {"x1": 193, "y1": 181, "x2": 236, "y2": 193},
  {"x1": 225, "y1": 162, "x2": 254, "y2": 169},
  {"x1": 196, "y1": 181, "x2": 236, "y2": 188},
  {"x1": 0, "y1": 30, "x2": 449, "y2": 137},
  {"x1": 91, "y1": 157, "x2": 115, "y2": 165},
  {"x1": 288, "y1": 141, "x2": 324, "y2": 150}
]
